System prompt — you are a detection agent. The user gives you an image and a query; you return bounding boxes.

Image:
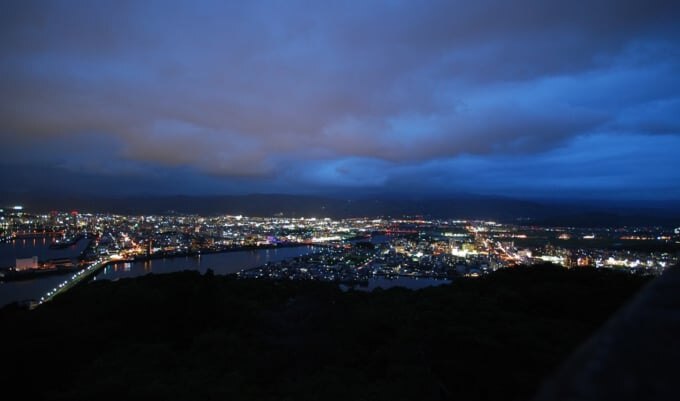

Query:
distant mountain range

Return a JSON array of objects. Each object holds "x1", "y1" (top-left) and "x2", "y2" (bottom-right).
[{"x1": 1, "y1": 193, "x2": 679, "y2": 227}]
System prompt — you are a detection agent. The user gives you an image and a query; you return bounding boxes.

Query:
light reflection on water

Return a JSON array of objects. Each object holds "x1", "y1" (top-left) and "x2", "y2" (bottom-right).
[
  {"x1": 0, "y1": 236, "x2": 88, "y2": 268},
  {"x1": 95, "y1": 246, "x2": 320, "y2": 281},
  {"x1": 2, "y1": 235, "x2": 450, "y2": 306},
  {"x1": 1, "y1": 244, "x2": 318, "y2": 306},
  {"x1": 0, "y1": 237, "x2": 90, "y2": 307}
]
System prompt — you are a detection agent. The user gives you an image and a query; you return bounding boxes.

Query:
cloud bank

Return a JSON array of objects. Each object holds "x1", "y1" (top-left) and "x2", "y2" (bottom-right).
[{"x1": 1, "y1": 0, "x2": 679, "y2": 198}]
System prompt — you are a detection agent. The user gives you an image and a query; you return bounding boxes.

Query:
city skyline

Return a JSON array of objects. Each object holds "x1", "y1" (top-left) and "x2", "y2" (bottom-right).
[{"x1": 2, "y1": 1, "x2": 680, "y2": 200}]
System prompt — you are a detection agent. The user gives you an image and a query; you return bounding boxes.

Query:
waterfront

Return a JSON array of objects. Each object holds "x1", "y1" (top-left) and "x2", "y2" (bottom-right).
[
  {"x1": 1, "y1": 241, "x2": 455, "y2": 307},
  {"x1": 0, "y1": 235, "x2": 89, "y2": 268},
  {"x1": 0, "y1": 236, "x2": 91, "y2": 307},
  {"x1": 0, "y1": 244, "x2": 321, "y2": 307},
  {"x1": 2, "y1": 212, "x2": 678, "y2": 308},
  {"x1": 0, "y1": 274, "x2": 73, "y2": 308},
  {"x1": 95, "y1": 246, "x2": 321, "y2": 281}
]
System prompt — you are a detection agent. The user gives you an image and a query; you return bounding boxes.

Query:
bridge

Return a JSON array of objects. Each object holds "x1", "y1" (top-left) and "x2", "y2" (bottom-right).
[{"x1": 37, "y1": 258, "x2": 112, "y2": 307}]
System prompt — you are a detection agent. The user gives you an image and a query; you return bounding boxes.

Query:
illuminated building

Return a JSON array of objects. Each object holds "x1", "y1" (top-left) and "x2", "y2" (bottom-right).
[
  {"x1": 577, "y1": 256, "x2": 593, "y2": 267},
  {"x1": 15, "y1": 256, "x2": 39, "y2": 271}
]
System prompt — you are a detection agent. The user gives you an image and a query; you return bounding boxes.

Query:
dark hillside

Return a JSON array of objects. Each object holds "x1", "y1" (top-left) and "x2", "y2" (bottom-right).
[{"x1": 0, "y1": 266, "x2": 650, "y2": 401}]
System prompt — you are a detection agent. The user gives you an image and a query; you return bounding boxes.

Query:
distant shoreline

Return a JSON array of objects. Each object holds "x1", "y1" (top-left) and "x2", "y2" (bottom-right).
[
  {"x1": 125, "y1": 242, "x2": 326, "y2": 263},
  {"x1": 1, "y1": 238, "x2": 377, "y2": 282},
  {"x1": 3, "y1": 242, "x2": 329, "y2": 281},
  {"x1": 0, "y1": 265, "x2": 81, "y2": 282}
]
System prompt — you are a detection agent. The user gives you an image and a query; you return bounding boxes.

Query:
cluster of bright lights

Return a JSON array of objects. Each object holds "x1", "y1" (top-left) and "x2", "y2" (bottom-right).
[{"x1": 38, "y1": 258, "x2": 107, "y2": 306}]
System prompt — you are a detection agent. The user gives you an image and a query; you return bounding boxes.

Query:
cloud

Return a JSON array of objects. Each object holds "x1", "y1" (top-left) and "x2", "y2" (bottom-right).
[
  {"x1": 305, "y1": 133, "x2": 680, "y2": 200},
  {"x1": 1, "y1": 0, "x2": 679, "y2": 197}
]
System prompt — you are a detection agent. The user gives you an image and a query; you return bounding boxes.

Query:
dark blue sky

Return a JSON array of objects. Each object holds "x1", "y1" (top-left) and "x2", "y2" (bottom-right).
[{"x1": 1, "y1": 0, "x2": 679, "y2": 200}]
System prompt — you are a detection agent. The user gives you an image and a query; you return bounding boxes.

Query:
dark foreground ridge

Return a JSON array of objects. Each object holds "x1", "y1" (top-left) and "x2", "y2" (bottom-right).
[
  {"x1": 535, "y1": 266, "x2": 680, "y2": 401},
  {"x1": 0, "y1": 266, "x2": 650, "y2": 401}
]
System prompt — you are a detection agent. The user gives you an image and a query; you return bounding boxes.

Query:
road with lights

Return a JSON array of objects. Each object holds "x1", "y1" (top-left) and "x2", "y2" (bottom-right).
[{"x1": 38, "y1": 258, "x2": 111, "y2": 306}]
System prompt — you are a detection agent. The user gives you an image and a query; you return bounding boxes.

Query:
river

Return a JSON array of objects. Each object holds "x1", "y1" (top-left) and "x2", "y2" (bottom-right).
[
  {"x1": 0, "y1": 235, "x2": 89, "y2": 268},
  {"x1": 0, "y1": 242, "x2": 321, "y2": 307},
  {"x1": 94, "y1": 246, "x2": 320, "y2": 281},
  {"x1": 0, "y1": 233, "x2": 450, "y2": 308},
  {"x1": 0, "y1": 236, "x2": 90, "y2": 307}
]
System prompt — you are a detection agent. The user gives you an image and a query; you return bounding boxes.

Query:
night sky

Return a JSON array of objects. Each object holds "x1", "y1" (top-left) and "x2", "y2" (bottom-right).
[{"x1": 1, "y1": 1, "x2": 679, "y2": 200}]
